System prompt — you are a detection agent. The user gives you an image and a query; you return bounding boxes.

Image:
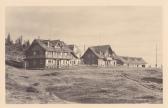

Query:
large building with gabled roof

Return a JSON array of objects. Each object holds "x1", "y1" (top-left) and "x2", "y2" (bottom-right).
[{"x1": 24, "y1": 39, "x2": 81, "y2": 69}]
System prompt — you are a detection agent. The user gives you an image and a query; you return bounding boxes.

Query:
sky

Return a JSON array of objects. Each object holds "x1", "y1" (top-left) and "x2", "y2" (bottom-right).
[{"x1": 5, "y1": 6, "x2": 162, "y2": 67}]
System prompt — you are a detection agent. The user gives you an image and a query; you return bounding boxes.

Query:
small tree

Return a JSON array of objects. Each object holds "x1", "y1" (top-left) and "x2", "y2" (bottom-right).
[
  {"x1": 6, "y1": 33, "x2": 13, "y2": 45},
  {"x1": 15, "y1": 36, "x2": 23, "y2": 51},
  {"x1": 23, "y1": 40, "x2": 30, "y2": 49},
  {"x1": 15, "y1": 36, "x2": 23, "y2": 45},
  {"x1": 26, "y1": 40, "x2": 30, "y2": 47}
]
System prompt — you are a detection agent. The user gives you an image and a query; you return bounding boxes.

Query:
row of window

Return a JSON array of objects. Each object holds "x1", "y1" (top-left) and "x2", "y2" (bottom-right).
[
  {"x1": 46, "y1": 51, "x2": 69, "y2": 57},
  {"x1": 125, "y1": 64, "x2": 143, "y2": 67},
  {"x1": 32, "y1": 59, "x2": 44, "y2": 66},
  {"x1": 47, "y1": 59, "x2": 77, "y2": 65},
  {"x1": 98, "y1": 60, "x2": 116, "y2": 66}
]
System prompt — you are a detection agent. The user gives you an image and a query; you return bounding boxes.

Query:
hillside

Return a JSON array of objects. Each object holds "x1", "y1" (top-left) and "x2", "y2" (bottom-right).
[{"x1": 6, "y1": 65, "x2": 162, "y2": 104}]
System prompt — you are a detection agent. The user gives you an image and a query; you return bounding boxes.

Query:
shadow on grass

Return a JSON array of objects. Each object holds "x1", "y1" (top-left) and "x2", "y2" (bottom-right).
[{"x1": 142, "y1": 77, "x2": 162, "y2": 84}]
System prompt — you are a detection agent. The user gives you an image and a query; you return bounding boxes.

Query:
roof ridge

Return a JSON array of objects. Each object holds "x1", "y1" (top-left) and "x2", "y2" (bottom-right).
[
  {"x1": 32, "y1": 39, "x2": 72, "y2": 52},
  {"x1": 89, "y1": 45, "x2": 111, "y2": 48},
  {"x1": 119, "y1": 56, "x2": 142, "y2": 59},
  {"x1": 117, "y1": 56, "x2": 147, "y2": 64}
]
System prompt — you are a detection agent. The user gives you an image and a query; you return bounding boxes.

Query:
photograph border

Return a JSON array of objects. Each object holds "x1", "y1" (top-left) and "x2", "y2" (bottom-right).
[{"x1": 0, "y1": 0, "x2": 168, "y2": 108}]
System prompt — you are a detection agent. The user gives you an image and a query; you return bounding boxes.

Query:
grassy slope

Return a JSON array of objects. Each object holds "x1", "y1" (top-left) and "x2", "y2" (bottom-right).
[{"x1": 6, "y1": 65, "x2": 162, "y2": 104}]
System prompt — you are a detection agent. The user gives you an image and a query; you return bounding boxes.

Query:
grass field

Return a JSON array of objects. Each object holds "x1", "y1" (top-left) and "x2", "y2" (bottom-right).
[{"x1": 6, "y1": 65, "x2": 163, "y2": 104}]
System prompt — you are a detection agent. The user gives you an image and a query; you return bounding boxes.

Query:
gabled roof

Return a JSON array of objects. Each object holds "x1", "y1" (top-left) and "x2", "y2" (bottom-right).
[
  {"x1": 90, "y1": 45, "x2": 111, "y2": 54},
  {"x1": 26, "y1": 39, "x2": 72, "y2": 53},
  {"x1": 116, "y1": 56, "x2": 147, "y2": 65},
  {"x1": 82, "y1": 45, "x2": 117, "y2": 59}
]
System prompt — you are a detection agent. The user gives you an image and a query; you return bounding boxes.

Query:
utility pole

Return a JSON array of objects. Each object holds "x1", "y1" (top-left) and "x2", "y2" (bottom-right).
[{"x1": 155, "y1": 44, "x2": 157, "y2": 68}]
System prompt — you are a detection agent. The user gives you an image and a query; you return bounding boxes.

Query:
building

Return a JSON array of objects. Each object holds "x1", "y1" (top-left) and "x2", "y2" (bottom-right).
[
  {"x1": 115, "y1": 56, "x2": 147, "y2": 67},
  {"x1": 24, "y1": 39, "x2": 80, "y2": 69},
  {"x1": 81, "y1": 45, "x2": 117, "y2": 66}
]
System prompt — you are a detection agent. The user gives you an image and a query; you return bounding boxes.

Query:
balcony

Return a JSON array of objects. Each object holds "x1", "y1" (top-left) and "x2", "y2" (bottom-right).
[
  {"x1": 46, "y1": 54, "x2": 73, "y2": 59},
  {"x1": 26, "y1": 53, "x2": 73, "y2": 60},
  {"x1": 25, "y1": 55, "x2": 45, "y2": 59}
]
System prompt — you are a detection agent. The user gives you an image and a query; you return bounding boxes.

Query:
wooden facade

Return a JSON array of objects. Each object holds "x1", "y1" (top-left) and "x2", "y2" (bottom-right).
[
  {"x1": 24, "y1": 39, "x2": 80, "y2": 69},
  {"x1": 81, "y1": 45, "x2": 117, "y2": 67}
]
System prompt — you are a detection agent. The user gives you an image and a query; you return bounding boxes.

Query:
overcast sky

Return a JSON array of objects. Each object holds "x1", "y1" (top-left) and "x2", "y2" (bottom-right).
[{"x1": 5, "y1": 6, "x2": 162, "y2": 66}]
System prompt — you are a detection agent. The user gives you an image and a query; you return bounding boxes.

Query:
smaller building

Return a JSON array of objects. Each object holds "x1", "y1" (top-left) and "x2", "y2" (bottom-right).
[
  {"x1": 81, "y1": 45, "x2": 117, "y2": 67},
  {"x1": 115, "y1": 56, "x2": 147, "y2": 67}
]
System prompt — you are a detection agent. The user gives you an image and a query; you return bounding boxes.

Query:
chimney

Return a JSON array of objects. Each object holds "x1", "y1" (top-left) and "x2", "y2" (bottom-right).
[{"x1": 47, "y1": 41, "x2": 50, "y2": 47}]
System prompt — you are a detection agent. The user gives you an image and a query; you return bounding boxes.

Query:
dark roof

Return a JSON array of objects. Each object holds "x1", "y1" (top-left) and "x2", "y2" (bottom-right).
[
  {"x1": 116, "y1": 56, "x2": 147, "y2": 64},
  {"x1": 83, "y1": 45, "x2": 116, "y2": 59},
  {"x1": 67, "y1": 45, "x2": 75, "y2": 50},
  {"x1": 29, "y1": 39, "x2": 72, "y2": 52},
  {"x1": 90, "y1": 45, "x2": 111, "y2": 54}
]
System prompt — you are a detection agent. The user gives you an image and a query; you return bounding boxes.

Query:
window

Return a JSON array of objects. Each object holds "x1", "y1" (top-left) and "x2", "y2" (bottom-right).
[
  {"x1": 57, "y1": 52, "x2": 61, "y2": 57},
  {"x1": 33, "y1": 51, "x2": 37, "y2": 55},
  {"x1": 33, "y1": 60, "x2": 36, "y2": 66},
  {"x1": 51, "y1": 52, "x2": 53, "y2": 55},
  {"x1": 64, "y1": 53, "x2": 67, "y2": 56},
  {"x1": 48, "y1": 60, "x2": 51, "y2": 63},
  {"x1": 40, "y1": 60, "x2": 43, "y2": 65}
]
